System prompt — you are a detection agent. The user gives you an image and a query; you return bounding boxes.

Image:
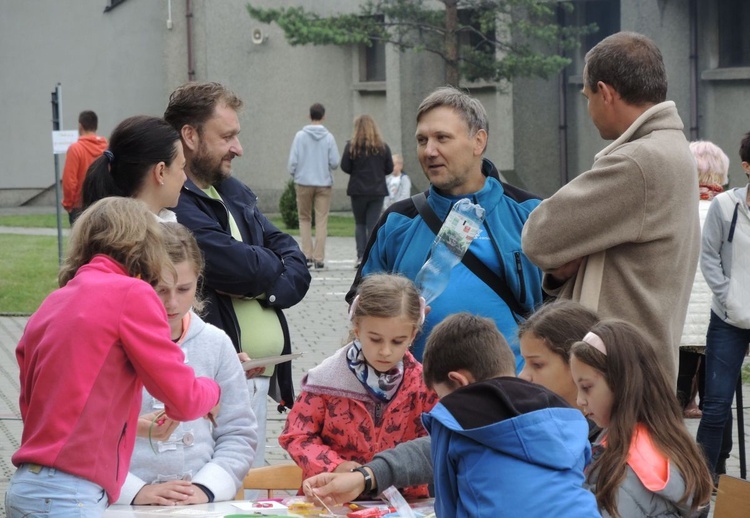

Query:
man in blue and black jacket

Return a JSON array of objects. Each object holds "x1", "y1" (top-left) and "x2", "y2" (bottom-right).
[{"x1": 347, "y1": 86, "x2": 543, "y2": 370}]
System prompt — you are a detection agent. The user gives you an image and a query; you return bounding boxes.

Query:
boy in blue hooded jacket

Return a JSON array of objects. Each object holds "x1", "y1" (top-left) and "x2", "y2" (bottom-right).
[{"x1": 421, "y1": 313, "x2": 601, "y2": 518}]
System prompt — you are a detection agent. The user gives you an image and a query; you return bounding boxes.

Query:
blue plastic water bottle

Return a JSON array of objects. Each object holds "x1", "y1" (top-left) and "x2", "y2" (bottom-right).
[{"x1": 415, "y1": 199, "x2": 486, "y2": 304}]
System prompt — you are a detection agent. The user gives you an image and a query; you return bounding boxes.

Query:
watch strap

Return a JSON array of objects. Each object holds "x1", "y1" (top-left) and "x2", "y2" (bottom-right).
[{"x1": 351, "y1": 466, "x2": 373, "y2": 494}]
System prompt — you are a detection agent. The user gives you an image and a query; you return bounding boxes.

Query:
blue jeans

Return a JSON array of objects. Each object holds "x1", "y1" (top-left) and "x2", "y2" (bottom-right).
[
  {"x1": 5, "y1": 464, "x2": 108, "y2": 517},
  {"x1": 696, "y1": 311, "x2": 750, "y2": 472}
]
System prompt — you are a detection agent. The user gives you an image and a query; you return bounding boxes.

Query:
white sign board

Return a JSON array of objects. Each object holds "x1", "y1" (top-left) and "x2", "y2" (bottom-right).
[{"x1": 52, "y1": 130, "x2": 79, "y2": 154}]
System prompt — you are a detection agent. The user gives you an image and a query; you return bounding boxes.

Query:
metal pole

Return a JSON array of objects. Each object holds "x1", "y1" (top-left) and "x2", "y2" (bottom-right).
[
  {"x1": 51, "y1": 83, "x2": 63, "y2": 266},
  {"x1": 736, "y1": 376, "x2": 746, "y2": 479}
]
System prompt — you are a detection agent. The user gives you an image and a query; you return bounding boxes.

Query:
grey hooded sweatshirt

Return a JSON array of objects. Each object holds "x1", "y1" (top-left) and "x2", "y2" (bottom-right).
[{"x1": 288, "y1": 124, "x2": 340, "y2": 187}]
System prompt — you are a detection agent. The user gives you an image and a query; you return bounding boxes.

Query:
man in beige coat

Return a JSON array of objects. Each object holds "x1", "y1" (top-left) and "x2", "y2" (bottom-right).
[{"x1": 522, "y1": 32, "x2": 699, "y2": 384}]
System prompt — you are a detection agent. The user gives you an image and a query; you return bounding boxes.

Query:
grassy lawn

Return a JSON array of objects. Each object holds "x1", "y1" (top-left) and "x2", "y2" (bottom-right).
[
  {"x1": 267, "y1": 215, "x2": 354, "y2": 237},
  {"x1": 0, "y1": 212, "x2": 353, "y2": 314},
  {"x1": 0, "y1": 213, "x2": 70, "y2": 228},
  {"x1": 0, "y1": 234, "x2": 63, "y2": 314}
]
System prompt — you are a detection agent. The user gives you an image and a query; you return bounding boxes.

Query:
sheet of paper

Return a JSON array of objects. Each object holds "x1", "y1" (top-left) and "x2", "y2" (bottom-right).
[{"x1": 241, "y1": 353, "x2": 302, "y2": 371}]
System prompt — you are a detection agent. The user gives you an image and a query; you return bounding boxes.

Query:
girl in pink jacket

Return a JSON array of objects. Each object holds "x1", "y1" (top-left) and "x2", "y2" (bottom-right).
[
  {"x1": 7, "y1": 197, "x2": 220, "y2": 517},
  {"x1": 279, "y1": 274, "x2": 437, "y2": 498}
]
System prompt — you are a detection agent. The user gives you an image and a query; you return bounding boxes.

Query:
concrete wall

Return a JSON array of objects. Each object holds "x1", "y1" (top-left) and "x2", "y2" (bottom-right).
[
  {"x1": 2, "y1": 0, "x2": 749, "y2": 211},
  {"x1": 695, "y1": 0, "x2": 750, "y2": 188},
  {"x1": 0, "y1": 0, "x2": 168, "y2": 199}
]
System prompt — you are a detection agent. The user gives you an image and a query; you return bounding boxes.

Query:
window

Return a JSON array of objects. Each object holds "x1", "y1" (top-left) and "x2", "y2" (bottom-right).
[
  {"x1": 458, "y1": 9, "x2": 495, "y2": 59},
  {"x1": 718, "y1": 0, "x2": 750, "y2": 68},
  {"x1": 457, "y1": 8, "x2": 496, "y2": 83},
  {"x1": 561, "y1": 0, "x2": 620, "y2": 77},
  {"x1": 582, "y1": 0, "x2": 620, "y2": 52},
  {"x1": 360, "y1": 39, "x2": 386, "y2": 82},
  {"x1": 359, "y1": 14, "x2": 386, "y2": 83}
]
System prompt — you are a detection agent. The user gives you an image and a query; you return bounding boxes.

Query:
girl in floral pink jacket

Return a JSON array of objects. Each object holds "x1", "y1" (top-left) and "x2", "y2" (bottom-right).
[{"x1": 280, "y1": 274, "x2": 437, "y2": 497}]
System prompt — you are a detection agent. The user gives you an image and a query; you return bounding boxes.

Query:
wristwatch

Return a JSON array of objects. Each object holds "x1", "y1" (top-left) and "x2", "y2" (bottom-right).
[{"x1": 350, "y1": 466, "x2": 374, "y2": 494}]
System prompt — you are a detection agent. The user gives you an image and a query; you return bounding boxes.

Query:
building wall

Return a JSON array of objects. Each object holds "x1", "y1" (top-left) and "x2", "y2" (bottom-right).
[
  {"x1": 0, "y1": 0, "x2": 168, "y2": 203},
  {"x1": 695, "y1": 0, "x2": 750, "y2": 188},
  {"x1": 2, "y1": 0, "x2": 749, "y2": 211}
]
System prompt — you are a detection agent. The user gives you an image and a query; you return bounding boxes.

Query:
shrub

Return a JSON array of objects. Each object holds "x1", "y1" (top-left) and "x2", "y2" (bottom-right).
[{"x1": 279, "y1": 179, "x2": 299, "y2": 229}]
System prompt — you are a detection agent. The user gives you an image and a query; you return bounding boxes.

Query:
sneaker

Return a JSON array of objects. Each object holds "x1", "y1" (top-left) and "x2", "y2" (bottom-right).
[
  {"x1": 315, "y1": 261, "x2": 325, "y2": 269},
  {"x1": 306, "y1": 259, "x2": 313, "y2": 269}
]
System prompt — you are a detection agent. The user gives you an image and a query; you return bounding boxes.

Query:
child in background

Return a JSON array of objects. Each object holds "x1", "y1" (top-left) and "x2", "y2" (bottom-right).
[
  {"x1": 422, "y1": 313, "x2": 599, "y2": 518},
  {"x1": 6, "y1": 198, "x2": 220, "y2": 517},
  {"x1": 383, "y1": 153, "x2": 411, "y2": 211},
  {"x1": 518, "y1": 300, "x2": 602, "y2": 442},
  {"x1": 118, "y1": 222, "x2": 257, "y2": 506},
  {"x1": 570, "y1": 320, "x2": 713, "y2": 517},
  {"x1": 279, "y1": 273, "x2": 437, "y2": 497}
]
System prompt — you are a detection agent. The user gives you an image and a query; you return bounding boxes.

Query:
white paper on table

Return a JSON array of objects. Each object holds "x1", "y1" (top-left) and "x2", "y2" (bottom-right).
[
  {"x1": 232, "y1": 500, "x2": 289, "y2": 513},
  {"x1": 241, "y1": 353, "x2": 302, "y2": 371}
]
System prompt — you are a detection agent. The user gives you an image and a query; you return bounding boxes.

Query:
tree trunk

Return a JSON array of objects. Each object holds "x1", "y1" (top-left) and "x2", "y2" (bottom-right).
[{"x1": 443, "y1": 0, "x2": 459, "y2": 86}]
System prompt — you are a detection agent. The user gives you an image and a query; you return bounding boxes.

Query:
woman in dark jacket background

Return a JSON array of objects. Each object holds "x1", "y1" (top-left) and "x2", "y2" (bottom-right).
[{"x1": 341, "y1": 114, "x2": 393, "y2": 266}]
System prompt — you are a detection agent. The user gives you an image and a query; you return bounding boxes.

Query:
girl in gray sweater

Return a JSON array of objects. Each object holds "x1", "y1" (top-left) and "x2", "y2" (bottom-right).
[{"x1": 117, "y1": 222, "x2": 257, "y2": 505}]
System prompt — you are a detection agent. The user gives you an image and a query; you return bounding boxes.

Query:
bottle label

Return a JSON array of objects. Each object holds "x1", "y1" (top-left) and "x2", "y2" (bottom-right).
[{"x1": 437, "y1": 207, "x2": 482, "y2": 256}]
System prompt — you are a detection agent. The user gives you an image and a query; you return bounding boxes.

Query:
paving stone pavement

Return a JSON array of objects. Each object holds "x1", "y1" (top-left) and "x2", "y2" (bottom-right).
[{"x1": 0, "y1": 232, "x2": 748, "y2": 516}]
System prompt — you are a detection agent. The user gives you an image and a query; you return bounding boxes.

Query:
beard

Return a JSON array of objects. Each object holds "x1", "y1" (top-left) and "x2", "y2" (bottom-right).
[{"x1": 189, "y1": 142, "x2": 231, "y2": 187}]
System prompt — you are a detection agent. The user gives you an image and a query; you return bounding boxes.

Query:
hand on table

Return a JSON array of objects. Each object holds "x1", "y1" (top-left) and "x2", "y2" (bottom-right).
[
  {"x1": 303, "y1": 470, "x2": 371, "y2": 507},
  {"x1": 238, "y1": 352, "x2": 266, "y2": 379},
  {"x1": 136, "y1": 411, "x2": 179, "y2": 441},
  {"x1": 132, "y1": 480, "x2": 205, "y2": 505}
]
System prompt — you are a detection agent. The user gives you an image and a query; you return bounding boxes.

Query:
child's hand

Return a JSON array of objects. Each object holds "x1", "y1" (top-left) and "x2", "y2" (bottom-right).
[
  {"x1": 137, "y1": 411, "x2": 180, "y2": 441},
  {"x1": 303, "y1": 470, "x2": 372, "y2": 506},
  {"x1": 205, "y1": 403, "x2": 221, "y2": 427},
  {"x1": 333, "y1": 460, "x2": 362, "y2": 473},
  {"x1": 132, "y1": 480, "x2": 194, "y2": 505},
  {"x1": 237, "y1": 352, "x2": 267, "y2": 379}
]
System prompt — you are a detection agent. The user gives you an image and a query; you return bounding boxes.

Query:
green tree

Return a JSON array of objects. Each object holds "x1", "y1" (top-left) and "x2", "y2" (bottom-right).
[{"x1": 247, "y1": 0, "x2": 594, "y2": 86}]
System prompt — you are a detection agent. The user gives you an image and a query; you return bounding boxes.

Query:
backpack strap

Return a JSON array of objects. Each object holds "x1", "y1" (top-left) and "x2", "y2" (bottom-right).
[{"x1": 411, "y1": 191, "x2": 526, "y2": 321}]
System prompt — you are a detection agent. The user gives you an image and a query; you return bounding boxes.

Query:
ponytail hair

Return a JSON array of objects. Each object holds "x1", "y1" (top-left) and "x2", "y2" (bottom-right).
[{"x1": 82, "y1": 115, "x2": 180, "y2": 209}]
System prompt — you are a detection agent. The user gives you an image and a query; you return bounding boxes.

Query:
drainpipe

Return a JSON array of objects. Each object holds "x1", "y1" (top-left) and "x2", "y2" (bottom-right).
[
  {"x1": 186, "y1": 0, "x2": 195, "y2": 81},
  {"x1": 688, "y1": 0, "x2": 699, "y2": 140},
  {"x1": 557, "y1": 4, "x2": 569, "y2": 186}
]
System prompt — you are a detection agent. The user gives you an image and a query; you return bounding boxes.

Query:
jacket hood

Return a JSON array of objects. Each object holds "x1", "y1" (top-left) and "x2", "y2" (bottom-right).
[
  {"x1": 183, "y1": 310, "x2": 207, "y2": 342},
  {"x1": 728, "y1": 186, "x2": 750, "y2": 216},
  {"x1": 76, "y1": 134, "x2": 108, "y2": 158},
  {"x1": 423, "y1": 377, "x2": 590, "y2": 470},
  {"x1": 303, "y1": 344, "x2": 421, "y2": 401},
  {"x1": 302, "y1": 124, "x2": 331, "y2": 141}
]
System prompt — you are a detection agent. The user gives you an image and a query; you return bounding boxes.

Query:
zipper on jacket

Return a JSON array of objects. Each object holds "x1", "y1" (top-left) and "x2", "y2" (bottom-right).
[
  {"x1": 116, "y1": 422, "x2": 127, "y2": 482},
  {"x1": 514, "y1": 252, "x2": 527, "y2": 305}
]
